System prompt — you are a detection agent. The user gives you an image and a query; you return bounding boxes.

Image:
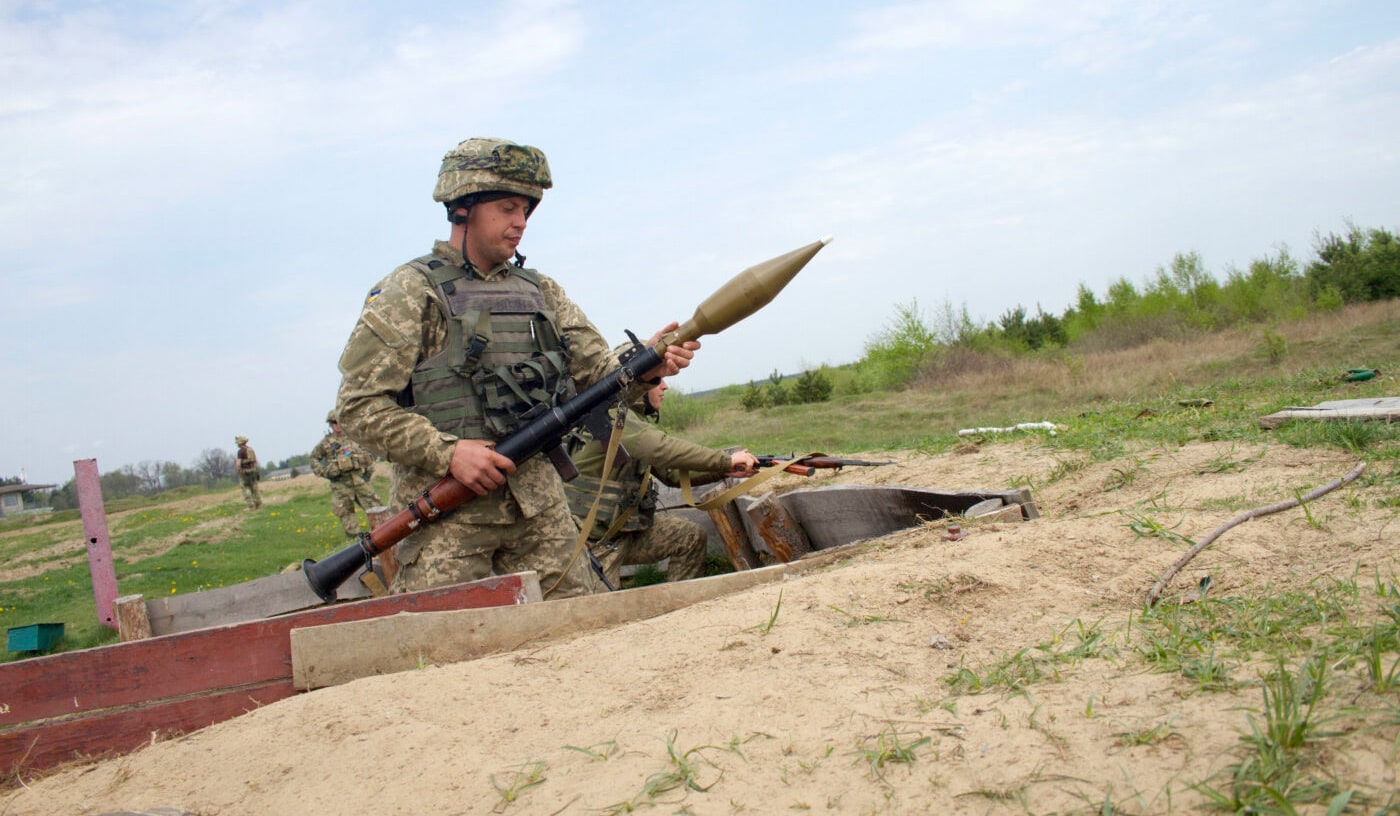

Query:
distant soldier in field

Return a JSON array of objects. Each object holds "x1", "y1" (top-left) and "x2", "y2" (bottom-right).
[
  {"x1": 310, "y1": 411, "x2": 383, "y2": 538},
  {"x1": 564, "y1": 378, "x2": 758, "y2": 588},
  {"x1": 234, "y1": 435, "x2": 262, "y2": 510}
]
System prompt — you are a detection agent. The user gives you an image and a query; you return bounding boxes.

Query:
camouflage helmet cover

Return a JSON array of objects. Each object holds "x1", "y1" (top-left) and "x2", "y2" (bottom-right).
[
  {"x1": 433, "y1": 138, "x2": 553, "y2": 205},
  {"x1": 326, "y1": 410, "x2": 338, "y2": 424},
  {"x1": 235, "y1": 435, "x2": 249, "y2": 445}
]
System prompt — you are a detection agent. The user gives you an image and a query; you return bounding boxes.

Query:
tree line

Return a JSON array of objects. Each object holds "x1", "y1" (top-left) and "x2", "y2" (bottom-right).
[
  {"x1": 776, "y1": 221, "x2": 1399, "y2": 399},
  {"x1": 8, "y1": 451, "x2": 316, "y2": 512}
]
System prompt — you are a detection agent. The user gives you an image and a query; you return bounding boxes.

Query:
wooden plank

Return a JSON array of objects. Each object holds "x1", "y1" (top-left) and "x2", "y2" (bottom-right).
[
  {"x1": 144, "y1": 569, "x2": 373, "y2": 636},
  {"x1": 1258, "y1": 397, "x2": 1400, "y2": 429},
  {"x1": 0, "y1": 572, "x2": 538, "y2": 731},
  {"x1": 3, "y1": 680, "x2": 295, "y2": 776},
  {"x1": 113, "y1": 594, "x2": 152, "y2": 641},
  {"x1": 777, "y1": 485, "x2": 1036, "y2": 550},
  {"x1": 75, "y1": 458, "x2": 119, "y2": 631},
  {"x1": 292, "y1": 558, "x2": 857, "y2": 691},
  {"x1": 702, "y1": 482, "x2": 759, "y2": 570},
  {"x1": 0, "y1": 573, "x2": 539, "y2": 777},
  {"x1": 745, "y1": 492, "x2": 811, "y2": 562},
  {"x1": 964, "y1": 498, "x2": 1004, "y2": 518},
  {"x1": 979, "y1": 504, "x2": 1027, "y2": 524}
]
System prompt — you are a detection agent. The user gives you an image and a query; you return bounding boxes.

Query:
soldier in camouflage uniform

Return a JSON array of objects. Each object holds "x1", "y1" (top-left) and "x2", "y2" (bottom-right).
[
  {"x1": 565, "y1": 379, "x2": 758, "y2": 588},
  {"x1": 310, "y1": 411, "x2": 383, "y2": 538},
  {"x1": 234, "y1": 435, "x2": 261, "y2": 510},
  {"x1": 334, "y1": 137, "x2": 699, "y2": 599}
]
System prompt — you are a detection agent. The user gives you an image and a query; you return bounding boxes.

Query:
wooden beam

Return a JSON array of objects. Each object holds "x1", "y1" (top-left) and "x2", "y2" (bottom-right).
[
  {"x1": 777, "y1": 485, "x2": 1037, "y2": 550},
  {"x1": 745, "y1": 492, "x2": 811, "y2": 562},
  {"x1": 0, "y1": 572, "x2": 539, "y2": 776},
  {"x1": 702, "y1": 482, "x2": 759, "y2": 570},
  {"x1": 3, "y1": 680, "x2": 296, "y2": 775},
  {"x1": 113, "y1": 594, "x2": 152, "y2": 641},
  {"x1": 144, "y1": 568, "x2": 374, "y2": 636},
  {"x1": 290, "y1": 556, "x2": 862, "y2": 691},
  {"x1": 74, "y1": 458, "x2": 119, "y2": 631}
]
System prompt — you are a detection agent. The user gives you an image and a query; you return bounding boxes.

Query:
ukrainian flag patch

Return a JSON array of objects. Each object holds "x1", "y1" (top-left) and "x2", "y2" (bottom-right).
[{"x1": 365, "y1": 288, "x2": 382, "y2": 304}]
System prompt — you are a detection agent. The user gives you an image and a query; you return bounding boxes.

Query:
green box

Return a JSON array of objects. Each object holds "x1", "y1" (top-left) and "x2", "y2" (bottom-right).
[{"x1": 7, "y1": 623, "x2": 65, "y2": 653}]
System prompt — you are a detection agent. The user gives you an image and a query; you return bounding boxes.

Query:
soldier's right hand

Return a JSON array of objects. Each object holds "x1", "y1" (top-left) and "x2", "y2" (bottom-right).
[
  {"x1": 726, "y1": 449, "x2": 759, "y2": 478},
  {"x1": 449, "y1": 440, "x2": 517, "y2": 496}
]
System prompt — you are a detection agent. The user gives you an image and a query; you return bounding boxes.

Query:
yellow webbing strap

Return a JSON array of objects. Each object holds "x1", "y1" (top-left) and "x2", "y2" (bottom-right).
[
  {"x1": 593, "y1": 466, "x2": 653, "y2": 544},
  {"x1": 545, "y1": 402, "x2": 629, "y2": 597},
  {"x1": 678, "y1": 454, "x2": 817, "y2": 511},
  {"x1": 358, "y1": 569, "x2": 389, "y2": 598}
]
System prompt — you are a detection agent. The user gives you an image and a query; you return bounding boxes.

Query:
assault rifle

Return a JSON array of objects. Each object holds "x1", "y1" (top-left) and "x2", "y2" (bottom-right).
[
  {"x1": 754, "y1": 454, "x2": 894, "y2": 477},
  {"x1": 302, "y1": 236, "x2": 832, "y2": 601}
]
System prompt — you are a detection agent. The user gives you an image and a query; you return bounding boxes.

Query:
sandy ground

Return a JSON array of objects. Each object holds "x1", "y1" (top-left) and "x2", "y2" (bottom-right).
[{"x1": 2, "y1": 439, "x2": 1396, "y2": 815}]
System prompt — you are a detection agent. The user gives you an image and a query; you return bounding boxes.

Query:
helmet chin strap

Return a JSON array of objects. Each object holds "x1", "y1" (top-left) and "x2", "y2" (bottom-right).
[{"x1": 445, "y1": 192, "x2": 533, "y2": 271}]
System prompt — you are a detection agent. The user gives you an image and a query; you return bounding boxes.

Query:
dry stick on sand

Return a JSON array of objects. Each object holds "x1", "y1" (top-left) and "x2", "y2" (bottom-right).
[{"x1": 1145, "y1": 461, "x2": 1369, "y2": 608}]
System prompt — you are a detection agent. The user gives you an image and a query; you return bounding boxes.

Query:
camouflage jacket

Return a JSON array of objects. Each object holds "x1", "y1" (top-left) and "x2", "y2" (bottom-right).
[
  {"x1": 309, "y1": 432, "x2": 375, "y2": 481},
  {"x1": 565, "y1": 407, "x2": 731, "y2": 536},
  {"x1": 236, "y1": 445, "x2": 259, "y2": 475},
  {"x1": 335, "y1": 240, "x2": 639, "y2": 523}
]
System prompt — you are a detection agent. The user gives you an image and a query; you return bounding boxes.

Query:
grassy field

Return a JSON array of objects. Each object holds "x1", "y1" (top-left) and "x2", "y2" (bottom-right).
[
  {"x1": 0, "y1": 472, "x2": 392, "y2": 658},
  {"x1": 1, "y1": 299, "x2": 1396, "y2": 662},
  {"x1": 675, "y1": 299, "x2": 1399, "y2": 464}
]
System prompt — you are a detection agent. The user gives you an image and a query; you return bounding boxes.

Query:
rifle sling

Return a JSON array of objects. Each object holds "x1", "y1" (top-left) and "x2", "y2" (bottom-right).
[
  {"x1": 678, "y1": 453, "x2": 819, "y2": 511},
  {"x1": 545, "y1": 399, "x2": 630, "y2": 596}
]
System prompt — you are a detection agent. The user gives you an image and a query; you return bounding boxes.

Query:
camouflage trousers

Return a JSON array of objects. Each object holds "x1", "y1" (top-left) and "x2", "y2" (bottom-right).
[
  {"x1": 239, "y1": 475, "x2": 261, "y2": 509},
  {"x1": 328, "y1": 474, "x2": 382, "y2": 537},
  {"x1": 390, "y1": 495, "x2": 601, "y2": 600},
  {"x1": 589, "y1": 513, "x2": 707, "y2": 589}
]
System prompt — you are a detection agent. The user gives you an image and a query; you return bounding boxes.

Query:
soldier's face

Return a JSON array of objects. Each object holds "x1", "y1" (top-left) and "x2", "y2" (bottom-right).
[
  {"x1": 464, "y1": 196, "x2": 531, "y2": 269},
  {"x1": 647, "y1": 381, "x2": 668, "y2": 411}
]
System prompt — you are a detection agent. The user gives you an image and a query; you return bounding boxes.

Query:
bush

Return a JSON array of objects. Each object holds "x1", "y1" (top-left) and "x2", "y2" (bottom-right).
[
  {"x1": 765, "y1": 369, "x2": 789, "y2": 406},
  {"x1": 792, "y1": 368, "x2": 834, "y2": 404},
  {"x1": 740, "y1": 381, "x2": 769, "y2": 411},
  {"x1": 862, "y1": 299, "x2": 940, "y2": 389}
]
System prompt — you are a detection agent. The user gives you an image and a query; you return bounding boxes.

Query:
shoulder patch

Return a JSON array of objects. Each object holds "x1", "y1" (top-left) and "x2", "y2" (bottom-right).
[{"x1": 365, "y1": 288, "x2": 383, "y2": 304}]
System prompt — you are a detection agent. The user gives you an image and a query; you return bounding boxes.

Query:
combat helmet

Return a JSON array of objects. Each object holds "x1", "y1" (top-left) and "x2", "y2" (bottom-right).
[
  {"x1": 325, "y1": 409, "x2": 338, "y2": 425},
  {"x1": 433, "y1": 138, "x2": 552, "y2": 222},
  {"x1": 235, "y1": 435, "x2": 248, "y2": 445}
]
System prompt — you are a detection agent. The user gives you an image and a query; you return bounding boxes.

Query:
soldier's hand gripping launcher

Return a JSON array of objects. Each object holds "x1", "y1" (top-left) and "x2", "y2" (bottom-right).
[{"x1": 303, "y1": 236, "x2": 833, "y2": 602}]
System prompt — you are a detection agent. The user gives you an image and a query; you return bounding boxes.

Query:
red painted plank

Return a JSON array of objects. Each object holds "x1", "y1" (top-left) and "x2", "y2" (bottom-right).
[
  {"x1": 0, "y1": 573, "x2": 529, "y2": 729},
  {"x1": 1, "y1": 680, "x2": 296, "y2": 776}
]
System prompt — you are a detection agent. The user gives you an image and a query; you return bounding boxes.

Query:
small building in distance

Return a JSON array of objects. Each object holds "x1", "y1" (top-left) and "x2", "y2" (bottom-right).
[{"x1": 0, "y1": 482, "x2": 56, "y2": 518}]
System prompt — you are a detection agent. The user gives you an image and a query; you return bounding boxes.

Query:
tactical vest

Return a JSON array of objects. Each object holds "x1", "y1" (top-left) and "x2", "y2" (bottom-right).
[
  {"x1": 564, "y1": 460, "x2": 657, "y2": 536},
  {"x1": 405, "y1": 256, "x2": 573, "y2": 441}
]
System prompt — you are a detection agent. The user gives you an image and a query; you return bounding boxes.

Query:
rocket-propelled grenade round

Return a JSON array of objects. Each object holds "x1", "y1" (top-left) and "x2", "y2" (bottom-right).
[{"x1": 656, "y1": 235, "x2": 833, "y2": 349}]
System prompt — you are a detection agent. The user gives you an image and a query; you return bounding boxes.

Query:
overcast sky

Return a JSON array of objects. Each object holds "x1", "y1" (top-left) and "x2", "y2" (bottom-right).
[{"x1": 2, "y1": 0, "x2": 1397, "y2": 487}]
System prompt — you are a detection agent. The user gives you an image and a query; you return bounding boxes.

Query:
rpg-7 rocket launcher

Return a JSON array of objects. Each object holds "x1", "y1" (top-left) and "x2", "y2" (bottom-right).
[{"x1": 303, "y1": 236, "x2": 833, "y2": 601}]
